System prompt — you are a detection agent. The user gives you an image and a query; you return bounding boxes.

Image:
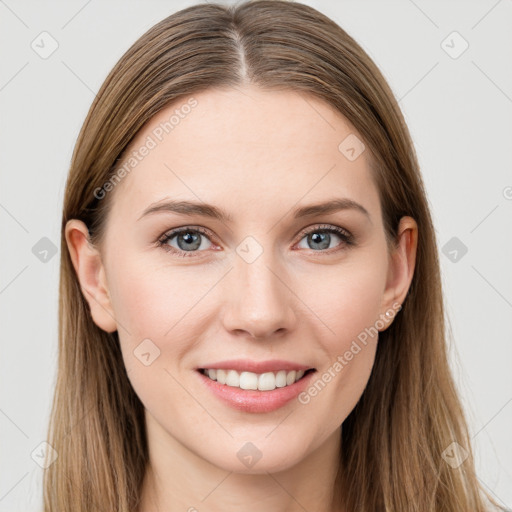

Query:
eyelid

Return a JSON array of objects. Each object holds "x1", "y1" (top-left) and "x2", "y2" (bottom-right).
[
  {"x1": 157, "y1": 225, "x2": 213, "y2": 244},
  {"x1": 295, "y1": 223, "x2": 353, "y2": 243}
]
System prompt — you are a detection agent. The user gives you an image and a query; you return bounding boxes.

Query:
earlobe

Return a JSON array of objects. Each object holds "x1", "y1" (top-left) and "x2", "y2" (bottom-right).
[
  {"x1": 65, "y1": 219, "x2": 118, "y2": 333},
  {"x1": 379, "y1": 216, "x2": 418, "y2": 330}
]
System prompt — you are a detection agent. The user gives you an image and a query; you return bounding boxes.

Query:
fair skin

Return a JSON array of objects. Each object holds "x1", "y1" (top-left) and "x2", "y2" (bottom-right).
[{"x1": 65, "y1": 85, "x2": 417, "y2": 512}]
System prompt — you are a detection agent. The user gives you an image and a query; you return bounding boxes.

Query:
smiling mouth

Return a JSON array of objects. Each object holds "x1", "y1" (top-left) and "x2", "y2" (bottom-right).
[{"x1": 198, "y1": 368, "x2": 316, "y2": 391}]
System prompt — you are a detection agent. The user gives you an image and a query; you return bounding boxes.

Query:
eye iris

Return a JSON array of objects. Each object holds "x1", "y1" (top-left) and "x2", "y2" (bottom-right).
[
  {"x1": 177, "y1": 231, "x2": 201, "y2": 251},
  {"x1": 309, "y1": 232, "x2": 331, "y2": 250}
]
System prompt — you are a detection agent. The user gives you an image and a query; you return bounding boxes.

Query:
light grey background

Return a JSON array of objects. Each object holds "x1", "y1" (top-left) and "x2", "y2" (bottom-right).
[{"x1": 1, "y1": 0, "x2": 511, "y2": 510}]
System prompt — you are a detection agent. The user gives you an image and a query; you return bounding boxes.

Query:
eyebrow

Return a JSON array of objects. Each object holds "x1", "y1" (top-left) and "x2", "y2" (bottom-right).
[{"x1": 137, "y1": 198, "x2": 371, "y2": 223}]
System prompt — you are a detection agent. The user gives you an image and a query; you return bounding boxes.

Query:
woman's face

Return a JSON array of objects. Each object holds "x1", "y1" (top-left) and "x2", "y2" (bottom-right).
[{"x1": 69, "y1": 85, "x2": 414, "y2": 474}]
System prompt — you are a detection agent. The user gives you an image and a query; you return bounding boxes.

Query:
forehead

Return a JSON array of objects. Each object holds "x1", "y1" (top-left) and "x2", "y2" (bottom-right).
[{"x1": 108, "y1": 85, "x2": 380, "y2": 225}]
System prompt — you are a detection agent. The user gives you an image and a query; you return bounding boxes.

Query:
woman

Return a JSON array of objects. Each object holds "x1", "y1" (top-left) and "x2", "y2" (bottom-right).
[{"x1": 43, "y1": 1, "x2": 504, "y2": 510}]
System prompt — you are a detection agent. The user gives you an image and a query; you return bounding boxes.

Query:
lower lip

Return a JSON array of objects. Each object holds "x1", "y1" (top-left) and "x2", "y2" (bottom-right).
[{"x1": 196, "y1": 370, "x2": 317, "y2": 413}]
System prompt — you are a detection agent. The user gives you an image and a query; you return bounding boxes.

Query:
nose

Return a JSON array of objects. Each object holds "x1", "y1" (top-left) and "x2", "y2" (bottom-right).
[{"x1": 221, "y1": 248, "x2": 297, "y2": 340}]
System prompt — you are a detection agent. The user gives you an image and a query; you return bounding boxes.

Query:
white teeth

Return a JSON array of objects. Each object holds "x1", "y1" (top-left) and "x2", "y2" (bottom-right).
[
  {"x1": 225, "y1": 370, "x2": 239, "y2": 387},
  {"x1": 258, "y1": 372, "x2": 276, "y2": 391},
  {"x1": 216, "y1": 369, "x2": 227, "y2": 384},
  {"x1": 275, "y1": 370, "x2": 287, "y2": 388},
  {"x1": 202, "y1": 368, "x2": 310, "y2": 391},
  {"x1": 286, "y1": 370, "x2": 297, "y2": 385},
  {"x1": 239, "y1": 371, "x2": 258, "y2": 390}
]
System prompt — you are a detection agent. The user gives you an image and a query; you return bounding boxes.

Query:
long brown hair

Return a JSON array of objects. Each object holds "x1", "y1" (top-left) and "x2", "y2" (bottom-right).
[{"x1": 44, "y1": 1, "x2": 504, "y2": 510}]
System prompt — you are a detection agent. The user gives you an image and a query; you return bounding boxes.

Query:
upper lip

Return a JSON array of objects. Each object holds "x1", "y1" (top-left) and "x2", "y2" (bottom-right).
[{"x1": 197, "y1": 359, "x2": 315, "y2": 373}]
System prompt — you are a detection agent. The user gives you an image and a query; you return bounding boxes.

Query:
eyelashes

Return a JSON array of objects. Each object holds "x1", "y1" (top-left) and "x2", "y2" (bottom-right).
[{"x1": 156, "y1": 224, "x2": 355, "y2": 258}]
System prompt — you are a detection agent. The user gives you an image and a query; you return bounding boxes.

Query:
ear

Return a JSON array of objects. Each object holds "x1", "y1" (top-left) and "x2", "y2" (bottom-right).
[
  {"x1": 64, "y1": 219, "x2": 117, "y2": 333},
  {"x1": 378, "y1": 216, "x2": 418, "y2": 331}
]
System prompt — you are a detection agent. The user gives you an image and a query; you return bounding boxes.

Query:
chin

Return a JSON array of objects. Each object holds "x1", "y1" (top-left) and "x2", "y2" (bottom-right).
[{"x1": 198, "y1": 435, "x2": 314, "y2": 475}]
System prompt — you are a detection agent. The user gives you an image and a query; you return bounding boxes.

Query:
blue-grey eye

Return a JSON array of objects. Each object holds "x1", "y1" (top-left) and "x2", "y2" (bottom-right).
[
  {"x1": 161, "y1": 228, "x2": 212, "y2": 253},
  {"x1": 296, "y1": 227, "x2": 350, "y2": 251}
]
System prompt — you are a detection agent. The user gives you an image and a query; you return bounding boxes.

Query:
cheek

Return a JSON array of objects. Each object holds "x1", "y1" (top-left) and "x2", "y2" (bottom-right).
[
  {"x1": 312, "y1": 251, "x2": 388, "y2": 348},
  {"x1": 107, "y1": 260, "x2": 207, "y2": 416},
  {"x1": 106, "y1": 255, "x2": 222, "y2": 375},
  {"x1": 107, "y1": 255, "x2": 209, "y2": 337},
  {"x1": 297, "y1": 252, "x2": 386, "y2": 426},
  {"x1": 109, "y1": 267, "x2": 168, "y2": 338}
]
